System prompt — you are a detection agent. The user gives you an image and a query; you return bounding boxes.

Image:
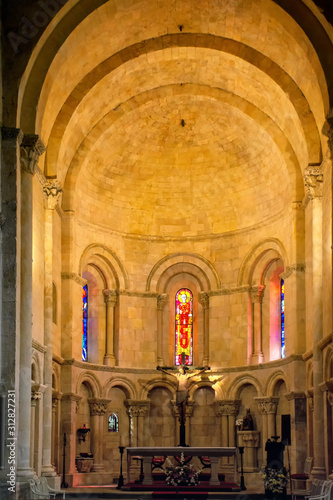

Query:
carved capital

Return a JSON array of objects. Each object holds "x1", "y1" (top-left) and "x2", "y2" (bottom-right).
[
  {"x1": 20, "y1": 134, "x2": 45, "y2": 174},
  {"x1": 214, "y1": 399, "x2": 241, "y2": 416},
  {"x1": 157, "y1": 294, "x2": 168, "y2": 311},
  {"x1": 62, "y1": 393, "x2": 82, "y2": 413},
  {"x1": 285, "y1": 391, "x2": 306, "y2": 401},
  {"x1": 306, "y1": 390, "x2": 314, "y2": 411},
  {"x1": 250, "y1": 285, "x2": 265, "y2": 304},
  {"x1": 43, "y1": 180, "x2": 62, "y2": 210},
  {"x1": 31, "y1": 391, "x2": 42, "y2": 401},
  {"x1": 88, "y1": 398, "x2": 110, "y2": 416},
  {"x1": 2, "y1": 127, "x2": 24, "y2": 147},
  {"x1": 304, "y1": 165, "x2": 323, "y2": 201},
  {"x1": 199, "y1": 292, "x2": 209, "y2": 309},
  {"x1": 124, "y1": 399, "x2": 150, "y2": 417},
  {"x1": 103, "y1": 289, "x2": 117, "y2": 307},
  {"x1": 325, "y1": 111, "x2": 333, "y2": 154},
  {"x1": 255, "y1": 397, "x2": 279, "y2": 414}
]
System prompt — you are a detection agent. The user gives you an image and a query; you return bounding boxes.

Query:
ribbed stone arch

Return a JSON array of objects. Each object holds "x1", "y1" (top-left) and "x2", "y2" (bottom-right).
[
  {"x1": 103, "y1": 377, "x2": 136, "y2": 400},
  {"x1": 266, "y1": 371, "x2": 290, "y2": 397},
  {"x1": 228, "y1": 374, "x2": 263, "y2": 399},
  {"x1": 147, "y1": 253, "x2": 220, "y2": 293},
  {"x1": 75, "y1": 371, "x2": 102, "y2": 398},
  {"x1": 79, "y1": 244, "x2": 129, "y2": 290},
  {"x1": 31, "y1": 352, "x2": 42, "y2": 385},
  {"x1": 238, "y1": 238, "x2": 288, "y2": 287}
]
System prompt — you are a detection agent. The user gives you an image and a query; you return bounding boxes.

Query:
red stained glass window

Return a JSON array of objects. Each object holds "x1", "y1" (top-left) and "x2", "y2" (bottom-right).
[{"x1": 175, "y1": 288, "x2": 193, "y2": 366}]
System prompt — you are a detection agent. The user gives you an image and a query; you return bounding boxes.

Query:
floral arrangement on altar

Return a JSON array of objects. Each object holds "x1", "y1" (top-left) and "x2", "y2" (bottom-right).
[
  {"x1": 164, "y1": 453, "x2": 200, "y2": 486},
  {"x1": 261, "y1": 466, "x2": 289, "y2": 495}
]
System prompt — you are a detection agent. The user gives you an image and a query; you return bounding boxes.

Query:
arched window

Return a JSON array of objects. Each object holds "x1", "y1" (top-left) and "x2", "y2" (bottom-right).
[
  {"x1": 175, "y1": 288, "x2": 193, "y2": 366},
  {"x1": 280, "y1": 279, "x2": 285, "y2": 358},
  {"x1": 82, "y1": 284, "x2": 88, "y2": 361},
  {"x1": 108, "y1": 413, "x2": 119, "y2": 432}
]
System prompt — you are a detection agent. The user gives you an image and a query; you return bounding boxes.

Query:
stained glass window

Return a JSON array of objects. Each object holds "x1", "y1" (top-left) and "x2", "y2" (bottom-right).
[
  {"x1": 280, "y1": 279, "x2": 285, "y2": 358},
  {"x1": 82, "y1": 284, "x2": 88, "y2": 362},
  {"x1": 175, "y1": 288, "x2": 193, "y2": 366},
  {"x1": 108, "y1": 413, "x2": 119, "y2": 432}
]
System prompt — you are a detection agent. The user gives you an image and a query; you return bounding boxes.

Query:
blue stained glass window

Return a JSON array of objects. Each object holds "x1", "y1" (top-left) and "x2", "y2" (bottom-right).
[
  {"x1": 82, "y1": 284, "x2": 88, "y2": 361},
  {"x1": 108, "y1": 413, "x2": 119, "y2": 432},
  {"x1": 280, "y1": 279, "x2": 285, "y2": 358}
]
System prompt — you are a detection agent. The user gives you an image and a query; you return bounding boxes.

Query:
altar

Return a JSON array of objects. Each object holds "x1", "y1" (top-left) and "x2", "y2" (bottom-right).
[{"x1": 126, "y1": 446, "x2": 238, "y2": 486}]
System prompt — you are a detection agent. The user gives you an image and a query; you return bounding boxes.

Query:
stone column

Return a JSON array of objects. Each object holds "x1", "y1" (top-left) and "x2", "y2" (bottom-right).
[
  {"x1": 157, "y1": 294, "x2": 168, "y2": 366},
  {"x1": 303, "y1": 165, "x2": 326, "y2": 479},
  {"x1": 255, "y1": 397, "x2": 279, "y2": 462},
  {"x1": 237, "y1": 431, "x2": 260, "y2": 471},
  {"x1": 17, "y1": 134, "x2": 45, "y2": 482},
  {"x1": 88, "y1": 398, "x2": 110, "y2": 471},
  {"x1": 42, "y1": 180, "x2": 62, "y2": 478},
  {"x1": 52, "y1": 391, "x2": 62, "y2": 471},
  {"x1": 319, "y1": 380, "x2": 333, "y2": 479},
  {"x1": 328, "y1": 388, "x2": 333, "y2": 479},
  {"x1": 125, "y1": 400, "x2": 150, "y2": 447},
  {"x1": 250, "y1": 286, "x2": 265, "y2": 364},
  {"x1": 103, "y1": 290, "x2": 117, "y2": 366},
  {"x1": 199, "y1": 292, "x2": 210, "y2": 366},
  {"x1": 61, "y1": 393, "x2": 81, "y2": 483},
  {"x1": 30, "y1": 388, "x2": 43, "y2": 472},
  {"x1": 215, "y1": 400, "x2": 240, "y2": 466},
  {"x1": 285, "y1": 392, "x2": 307, "y2": 473},
  {"x1": 306, "y1": 390, "x2": 314, "y2": 458}
]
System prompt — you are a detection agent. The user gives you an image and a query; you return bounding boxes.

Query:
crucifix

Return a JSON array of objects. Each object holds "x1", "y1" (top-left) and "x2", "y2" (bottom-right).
[{"x1": 157, "y1": 353, "x2": 210, "y2": 446}]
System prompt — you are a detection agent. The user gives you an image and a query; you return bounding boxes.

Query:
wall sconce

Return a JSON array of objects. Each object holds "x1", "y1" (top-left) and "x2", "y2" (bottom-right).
[{"x1": 77, "y1": 424, "x2": 90, "y2": 443}]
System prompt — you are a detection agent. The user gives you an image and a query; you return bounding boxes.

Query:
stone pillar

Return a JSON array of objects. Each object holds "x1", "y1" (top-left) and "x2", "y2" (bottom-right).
[
  {"x1": 319, "y1": 380, "x2": 333, "y2": 478},
  {"x1": 103, "y1": 290, "x2": 117, "y2": 366},
  {"x1": 199, "y1": 292, "x2": 210, "y2": 365},
  {"x1": 125, "y1": 400, "x2": 150, "y2": 447},
  {"x1": 17, "y1": 134, "x2": 45, "y2": 482},
  {"x1": 306, "y1": 390, "x2": 314, "y2": 459},
  {"x1": 52, "y1": 391, "x2": 62, "y2": 471},
  {"x1": 328, "y1": 388, "x2": 333, "y2": 479},
  {"x1": 215, "y1": 400, "x2": 240, "y2": 467},
  {"x1": 303, "y1": 165, "x2": 326, "y2": 479},
  {"x1": 42, "y1": 180, "x2": 62, "y2": 479},
  {"x1": 255, "y1": 397, "x2": 279, "y2": 462},
  {"x1": 250, "y1": 286, "x2": 265, "y2": 364},
  {"x1": 30, "y1": 389, "x2": 43, "y2": 472},
  {"x1": 88, "y1": 398, "x2": 110, "y2": 472},
  {"x1": 61, "y1": 393, "x2": 81, "y2": 483},
  {"x1": 157, "y1": 294, "x2": 168, "y2": 366},
  {"x1": 285, "y1": 392, "x2": 307, "y2": 473}
]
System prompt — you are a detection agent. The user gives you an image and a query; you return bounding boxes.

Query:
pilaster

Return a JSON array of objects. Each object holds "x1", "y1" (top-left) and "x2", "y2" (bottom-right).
[{"x1": 103, "y1": 290, "x2": 117, "y2": 366}]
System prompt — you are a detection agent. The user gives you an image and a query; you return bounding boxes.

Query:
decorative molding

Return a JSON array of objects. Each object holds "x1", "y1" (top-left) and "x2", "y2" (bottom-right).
[
  {"x1": 52, "y1": 354, "x2": 65, "y2": 365},
  {"x1": 103, "y1": 289, "x2": 118, "y2": 307},
  {"x1": 250, "y1": 285, "x2": 265, "y2": 304},
  {"x1": 198, "y1": 292, "x2": 209, "y2": 309},
  {"x1": 208, "y1": 285, "x2": 250, "y2": 296},
  {"x1": 254, "y1": 397, "x2": 279, "y2": 414},
  {"x1": 285, "y1": 391, "x2": 306, "y2": 401},
  {"x1": 43, "y1": 180, "x2": 62, "y2": 210},
  {"x1": 32, "y1": 339, "x2": 47, "y2": 354},
  {"x1": 124, "y1": 399, "x2": 150, "y2": 417},
  {"x1": 61, "y1": 272, "x2": 87, "y2": 286},
  {"x1": 20, "y1": 134, "x2": 46, "y2": 175},
  {"x1": 88, "y1": 398, "x2": 111, "y2": 416},
  {"x1": 303, "y1": 164, "x2": 323, "y2": 202},
  {"x1": 280, "y1": 263, "x2": 306, "y2": 280},
  {"x1": 302, "y1": 349, "x2": 313, "y2": 362},
  {"x1": 214, "y1": 399, "x2": 241, "y2": 416},
  {"x1": 62, "y1": 393, "x2": 82, "y2": 412},
  {"x1": 118, "y1": 289, "x2": 159, "y2": 298},
  {"x1": 157, "y1": 294, "x2": 168, "y2": 311}
]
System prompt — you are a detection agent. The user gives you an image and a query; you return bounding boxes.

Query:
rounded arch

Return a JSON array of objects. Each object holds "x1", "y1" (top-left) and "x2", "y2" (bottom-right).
[
  {"x1": 238, "y1": 238, "x2": 287, "y2": 286},
  {"x1": 189, "y1": 380, "x2": 216, "y2": 400},
  {"x1": 141, "y1": 377, "x2": 177, "y2": 399},
  {"x1": 79, "y1": 244, "x2": 129, "y2": 290},
  {"x1": 228, "y1": 374, "x2": 263, "y2": 399},
  {"x1": 147, "y1": 253, "x2": 221, "y2": 292},
  {"x1": 75, "y1": 371, "x2": 102, "y2": 398},
  {"x1": 52, "y1": 362, "x2": 60, "y2": 391},
  {"x1": 31, "y1": 352, "x2": 42, "y2": 385},
  {"x1": 306, "y1": 361, "x2": 314, "y2": 390},
  {"x1": 266, "y1": 371, "x2": 290, "y2": 396},
  {"x1": 323, "y1": 346, "x2": 333, "y2": 381},
  {"x1": 103, "y1": 376, "x2": 137, "y2": 400}
]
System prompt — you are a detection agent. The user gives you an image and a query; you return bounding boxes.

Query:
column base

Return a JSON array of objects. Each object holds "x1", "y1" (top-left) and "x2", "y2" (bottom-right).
[
  {"x1": 251, "y1": 353, "x2": 264, "y2": 364},
  {"x1": 91, "y1": 464, "x2": 105, "y2": 472},
  {"x1": 104, "y1": 355, "x2": 116, "y2": 366},
  {"x1": 41, "y1": 464, "x2": 57, "y2": 476},
  {"x1": 311, "y1": 467, "x2": 327, "y2": 480},
  {"x1": 16, "y1": 467, "x2": 35, "y2": 480}
]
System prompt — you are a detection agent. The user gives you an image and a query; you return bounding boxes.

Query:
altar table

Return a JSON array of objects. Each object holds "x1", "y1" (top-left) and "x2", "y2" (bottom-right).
[{"x1": 126, "y1": 446, "x2": 237, "y2": 485}]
